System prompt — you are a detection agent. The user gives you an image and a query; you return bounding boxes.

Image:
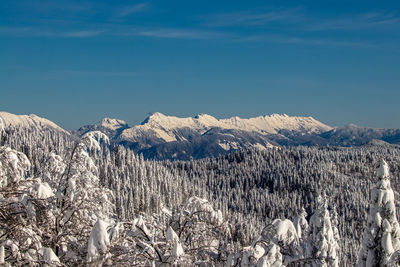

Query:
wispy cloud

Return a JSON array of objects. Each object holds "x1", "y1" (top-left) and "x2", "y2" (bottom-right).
[
  {"x1": 305, "y1": 12, "x2": 400, "y2": 31},
  {"x1": 204, "y1": 8, "x2": 400, "y2": 32},
  {"x1": 45, "y1": 70, "x2": 143, "y2": 78},
  {"x1": 22, "y1": 0, "x2": 93, "y2": 13},
  {"x1": 116, "y1": 2, "x2": 149, "y2": 18},
  {"x1": 0, "y1": 26, "x2": 106, "y2": 38},
  {"x1": 136, "y1": 28, "x2": 230, "y2": 39},
  {"x1": 236, "y1": 34, "x2": 377, "y2": 48},
  {"x1": 203, "y1": 7, "x2": 303, "y2": 27},
  {"x1": 0, "y1": 3, "x2": 396, "y2": 49},
  {"x1": 60, "y1": 30, "x2": 106, "y2": 37},
  {"x1": 0, "y1": 25, "x2": 229, "y2": 40},
  {"x1": 0, "y1": 25, "x2": 377, "y2": 48}
]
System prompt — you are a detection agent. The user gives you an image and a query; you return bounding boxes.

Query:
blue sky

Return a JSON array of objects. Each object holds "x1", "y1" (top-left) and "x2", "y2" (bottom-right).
[{"x1": 0, "y1": 0, "x2": 399, "y2": 129}]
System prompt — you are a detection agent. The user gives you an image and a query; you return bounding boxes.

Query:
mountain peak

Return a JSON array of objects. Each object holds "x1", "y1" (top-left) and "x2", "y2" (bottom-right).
[
  {"x1": 193, "y1": 113, "x2": 219, "y2": 124},
  {"x1": 141, "y1": 112, "x2": 167, "y2": 125},
  {"x1": 268, "y1": 113, "x2": 288, "y2": 118},
  {"x1": 194, "y1": 113, "x2": 213, "y2": 119},
  {"x1": 100, "y1": 118, "x2": 128, "y2": 128},
  {"x1": 149, "y1": 112, "x2": 165, "y2": 118},
  {"x1": 0, "y1": 111, "x2": 68, "y2": 133}
]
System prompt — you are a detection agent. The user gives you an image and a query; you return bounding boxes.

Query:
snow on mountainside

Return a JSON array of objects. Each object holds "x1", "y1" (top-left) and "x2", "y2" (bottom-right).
[
  {"x1": 99, "y1": 118, "x2": 128, "y2": 131},
  {"x1": 77, "y1": 117, "x2": 129, "y2": 137},
  {"x1": 0, "y1": 112, "x2": 68, "y2": 134},
  {"x1": 2, "y1": 110, "x2": 399, "y2": 161},
  {"x1": 119, "y1": 112, "x2": 332, "y2": 143},
  {"x1": 320, "y1": 124, "x2": 400, "y2": 146},
  {"x1": 221, "y1": 114, "x2": 332, "y2": 134}
]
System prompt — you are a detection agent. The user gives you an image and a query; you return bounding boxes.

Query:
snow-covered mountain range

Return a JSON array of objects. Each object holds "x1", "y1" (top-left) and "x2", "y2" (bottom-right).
[
  {"x1": 119, "y1": 112, "x2": 332, "y2": 142},
  {"x1": 1, "y1": 111, "x2": 399, "y2": 160},
  {"x1": 78, "y1": 112, "x2": 334, "y2": 159}
]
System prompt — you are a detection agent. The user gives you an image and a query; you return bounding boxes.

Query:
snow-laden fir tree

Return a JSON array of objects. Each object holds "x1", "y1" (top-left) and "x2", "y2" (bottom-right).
[
  {"x1": 358, "y1": 160, "x2": 400, "y2": 266},
  {"x1": 305, "y1": 194, "x2": 339, "y2": 267},
  {"x1": 294, "y1": 207, "x2": 309, "y2": 240},
  {"x1": 294, "y1": 207, "x2": 309, "y2": 259}
]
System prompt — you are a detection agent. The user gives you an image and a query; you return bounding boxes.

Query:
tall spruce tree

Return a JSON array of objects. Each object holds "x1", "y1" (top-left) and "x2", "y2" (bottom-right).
[
  {"x1": 306, "y1": 194, "x2": 339, "y2": 266},
  {"x1": 358, "y1": 160, "x2": 400, "y2": 266}
]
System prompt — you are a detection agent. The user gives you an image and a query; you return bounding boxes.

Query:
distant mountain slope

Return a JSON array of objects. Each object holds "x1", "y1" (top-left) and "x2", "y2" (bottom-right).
[
  {"x1": 2, "y1": 111, "x2": 399, "y2": 160},
  {"x1": 76, "y1": 118, "x2": 129, "y2": 137},
  {"x1": 114, "y1": 112, "x2": 332, "y2": 159},
  {"x1": 118, "y1": 112, "x2": 331, "y2": 143},
  {"x1": 0, "y1": 111, "x2": 69, "y2": 134},
  {"x1": 220, "y1": 113, "x2": 331, "y2": 134},
  {"x1": 74, "y1": 112, "x2": 400, "y2": 160},
  {"x1": 319, "y1": 124, "x2": 400, "y2": 146}
]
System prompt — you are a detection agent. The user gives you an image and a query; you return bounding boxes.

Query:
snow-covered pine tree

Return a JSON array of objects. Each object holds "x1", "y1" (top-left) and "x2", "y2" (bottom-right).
[
  {"x1": 358, "y1": 160, "x2": 400, "y2": 266},
  {"x1": 294, "y1": 207, "x2": 309, "y2": 258},
  {"x1": 305, "y1": 194, "x2": 339, "y2": 267},
  {"x1": 294, "y1": 207, "x2": 309, "y2": 240}
]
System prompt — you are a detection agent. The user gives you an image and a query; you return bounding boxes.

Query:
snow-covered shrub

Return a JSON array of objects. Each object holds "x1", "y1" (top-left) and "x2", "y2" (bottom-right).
[
  {"x1": 49, "y1": 131, "x2": 114, "y2": 265},
  {"x1": 0, "y1": 147, "x2": 30, "y2": 188},
  {"x1": 0, "y1": 147, "x2": 47, "y2": 265},
  {"x1": 170, "y1": 196, "x2": 230, "y2": 264}
]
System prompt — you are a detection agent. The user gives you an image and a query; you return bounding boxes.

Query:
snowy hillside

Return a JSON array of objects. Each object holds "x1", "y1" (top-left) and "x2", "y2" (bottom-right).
[{"x1": 0, "y1": 112, "x2": 68, "y2": 134}]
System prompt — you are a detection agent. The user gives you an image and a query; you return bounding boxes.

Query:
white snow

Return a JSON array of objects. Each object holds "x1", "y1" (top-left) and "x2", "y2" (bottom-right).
[
  {"x1": 0, "y1": 112, "x2": 68, "y2": 134},
  {"x1": 81, "y1": 131, "x2": 110, "y2": 151},
  {"x1": 40, "y1": 247, "x2": 60, "y2": 264},
  {"x1": 252, "y1": 143, "x2": 275, "y2": 151},
  {"x1": 262, "y1": 219, "x2": 299, "y2": 246},
  {"x1": 257, "y1": 244, "x2": 283, "y2": 267},
  {"x1": 35, "y1": 180, "x2": 55, "y2": 199},
  {"x1": 0, "y1": 117, "x2": 4, "y2": 134},
  {"x1": 218, "y1": 141, "x2": 239, "y2": 151},
  {"x1": 358, "y1": 161, "x2": 400, "y2": 266},
  {"x1": 87, "y1": 219, "x2": 110, "y2": 262},
  {"x1": 0, "y1": 147, "x2": 31, "y2": 187},
  {"x1": 120, "y1": 112, "x2": 332, "y2": 143},
  {"x1": 221, "y1": 113, "x2": 332, "y2": 134},
  {"x1": 99, "y1": 118, "x2": 128, "y2": 130},
  {"x1": 166, "y1": 227, "x2": 184, "y2": 258},
  {"x1": 166, "y1": 226, "x2": 179, "y2": 242},
  {"x1": 293, "y1": 208, "x2": 308, "y2": 238},
  {"x1": 377, "y1": 159, "x2": 390, "y2": 178},
  {"x1": 0, "y1": 245, "x2": 4, "y2": 264}
]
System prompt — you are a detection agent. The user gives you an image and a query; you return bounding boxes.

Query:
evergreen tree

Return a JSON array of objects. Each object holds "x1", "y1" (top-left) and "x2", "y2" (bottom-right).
[
  {"x1": 358, "y1": 160, "x2": 400, "y2": 266},
  {"x1": 306, "y1": 194, "x2": 339, "y2": 266}
]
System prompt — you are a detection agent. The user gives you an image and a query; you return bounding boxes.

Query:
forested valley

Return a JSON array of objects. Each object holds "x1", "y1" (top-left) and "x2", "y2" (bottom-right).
[{"x1": 1, "y1": 123, "x2": 400, "y2": 266}]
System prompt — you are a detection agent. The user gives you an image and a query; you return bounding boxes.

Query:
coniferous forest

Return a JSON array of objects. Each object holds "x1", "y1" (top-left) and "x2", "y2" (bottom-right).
[{"x1": 1, "y1": 122, "x2": 400, "y2": 266}]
